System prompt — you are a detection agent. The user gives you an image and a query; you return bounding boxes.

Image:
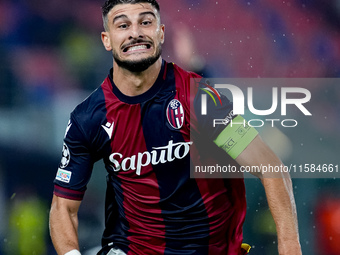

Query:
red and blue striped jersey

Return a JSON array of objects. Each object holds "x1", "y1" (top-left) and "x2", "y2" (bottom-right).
[{"x1": 54, "y1": 60, "x2": 247, "y2": 255}]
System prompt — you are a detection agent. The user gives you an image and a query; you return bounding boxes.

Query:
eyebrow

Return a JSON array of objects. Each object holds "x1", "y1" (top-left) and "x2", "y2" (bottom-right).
[{"x1": 113, "y1": 11, "x2": 157, "y2": 24}]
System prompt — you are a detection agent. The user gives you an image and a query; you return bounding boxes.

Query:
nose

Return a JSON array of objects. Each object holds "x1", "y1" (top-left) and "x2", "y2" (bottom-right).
[{"x1": 129, "y1": 23, "x2": 144, "y2": 40}]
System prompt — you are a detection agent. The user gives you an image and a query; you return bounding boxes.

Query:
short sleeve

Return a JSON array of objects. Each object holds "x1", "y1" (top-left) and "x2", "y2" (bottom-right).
[
  {"x1": 53, "y1": 114, "x2": 95, "y2": 200},
  {"x1": 193, "y1": 81, "x2": 235, "y2": 140},
  {"x1": 192, "y1": 79, "x2": 258, "y2": 159}
]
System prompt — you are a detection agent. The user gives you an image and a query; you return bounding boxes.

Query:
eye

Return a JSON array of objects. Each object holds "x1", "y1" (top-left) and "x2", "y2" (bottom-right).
[
  {"x1": 141, "y1": 20, "x2": 152, "y2": 26},
  {"x1": 118, "y1": 23, "x2": 129, "y2": 29}
]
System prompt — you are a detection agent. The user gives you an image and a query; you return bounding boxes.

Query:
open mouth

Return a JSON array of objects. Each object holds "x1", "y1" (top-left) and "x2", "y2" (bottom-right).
[{"x1": 122, "y1": 43, "x2": 152, "y2": 53}]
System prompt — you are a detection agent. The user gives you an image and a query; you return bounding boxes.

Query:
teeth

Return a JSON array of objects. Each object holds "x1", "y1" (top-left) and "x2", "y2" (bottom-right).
[{"x1": 127, "y1": 45, "x2": 147, "y2": 52}]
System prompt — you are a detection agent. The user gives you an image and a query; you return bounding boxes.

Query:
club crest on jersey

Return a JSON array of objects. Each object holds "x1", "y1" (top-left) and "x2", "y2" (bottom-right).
[{"x1": 166, "y1": 99, "x2": 184, "y2": 129}]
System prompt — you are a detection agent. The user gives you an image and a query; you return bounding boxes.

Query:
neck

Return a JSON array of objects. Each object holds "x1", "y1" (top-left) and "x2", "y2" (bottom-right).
[{"x1": 112, "y1": 57, "x2": 162, "y2": 97}]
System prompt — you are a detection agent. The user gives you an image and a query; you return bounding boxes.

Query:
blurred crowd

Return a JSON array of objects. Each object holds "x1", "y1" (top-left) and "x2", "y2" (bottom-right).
[{"x1": 1, "y1": 0, "x2": 340, "y2": 254}]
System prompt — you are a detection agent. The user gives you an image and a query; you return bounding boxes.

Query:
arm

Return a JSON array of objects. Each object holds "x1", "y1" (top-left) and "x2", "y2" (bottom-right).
[
  {"x1": 49, "y1": 194, "x2": 82, "y2": 255},
  {"x1": 236, "y1": 135, "x2": 302, "y2": 255}
]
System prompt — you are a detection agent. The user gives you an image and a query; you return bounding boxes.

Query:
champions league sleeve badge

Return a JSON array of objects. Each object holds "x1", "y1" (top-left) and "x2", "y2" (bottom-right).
[
  {"x1": 166, "y1": 99, "x2": 184, "y2": 129},
  {"x1": 59, "y1": 143, "x2": 70, "y2": 169},
  {"x1": 56, "y1": 143, "x2": 72, "y2": 183}
]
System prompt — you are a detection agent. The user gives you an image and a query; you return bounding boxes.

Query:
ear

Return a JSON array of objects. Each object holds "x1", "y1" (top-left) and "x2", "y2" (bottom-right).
[
  {"x1": 101, "y1": 32, "x2": 112, "y2": 51},
  {"x1": 160, "y1": 24, "x2": 165, "y2": 44}
]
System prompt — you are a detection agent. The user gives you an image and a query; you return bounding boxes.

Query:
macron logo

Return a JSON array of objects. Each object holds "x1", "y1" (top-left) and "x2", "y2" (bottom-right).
[{"x1": 102, "y1": 122, "x2": 114, "y2": 139}]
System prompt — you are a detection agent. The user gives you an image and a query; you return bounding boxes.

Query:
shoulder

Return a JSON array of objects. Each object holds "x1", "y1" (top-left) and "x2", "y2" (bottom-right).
[
  {"x1": 168, "y1": 62, "x2": 202, "y2": 97},
  {"x1": 70, "y1": 79, "x2": 110, "y2": 139},
  {"x1": 172, "y1": 62, "x2": 201, "y2": 81},
  {"x1": 73, "y1": 88, "x2": 105, "y2": 121}
]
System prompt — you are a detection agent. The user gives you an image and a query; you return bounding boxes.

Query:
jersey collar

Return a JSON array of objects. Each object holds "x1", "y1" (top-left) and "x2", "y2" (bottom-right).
[{"x1": 108, "y1": 60, "x2": 167, "y2": 104}]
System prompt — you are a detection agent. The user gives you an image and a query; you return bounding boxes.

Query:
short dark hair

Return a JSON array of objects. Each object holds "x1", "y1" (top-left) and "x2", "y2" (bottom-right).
[{"x1": 102, "y1": 0, "x2": 160, "y2": 30}]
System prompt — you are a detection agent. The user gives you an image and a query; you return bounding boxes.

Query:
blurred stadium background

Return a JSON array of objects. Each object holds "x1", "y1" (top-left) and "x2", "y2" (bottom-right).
[{"x1": 1, "y1": 0, "x2": 340, "y2": 254}]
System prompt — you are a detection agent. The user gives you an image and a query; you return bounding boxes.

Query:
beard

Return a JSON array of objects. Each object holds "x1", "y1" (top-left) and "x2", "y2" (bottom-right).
[{"x1": 113, "y1": 42, "x2": 162, "y2": 73}]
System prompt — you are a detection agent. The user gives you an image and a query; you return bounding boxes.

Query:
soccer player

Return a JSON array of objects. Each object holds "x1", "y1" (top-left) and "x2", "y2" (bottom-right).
[{"x1": 49, "y1": 1, "x2": 302, "y2": 255}]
